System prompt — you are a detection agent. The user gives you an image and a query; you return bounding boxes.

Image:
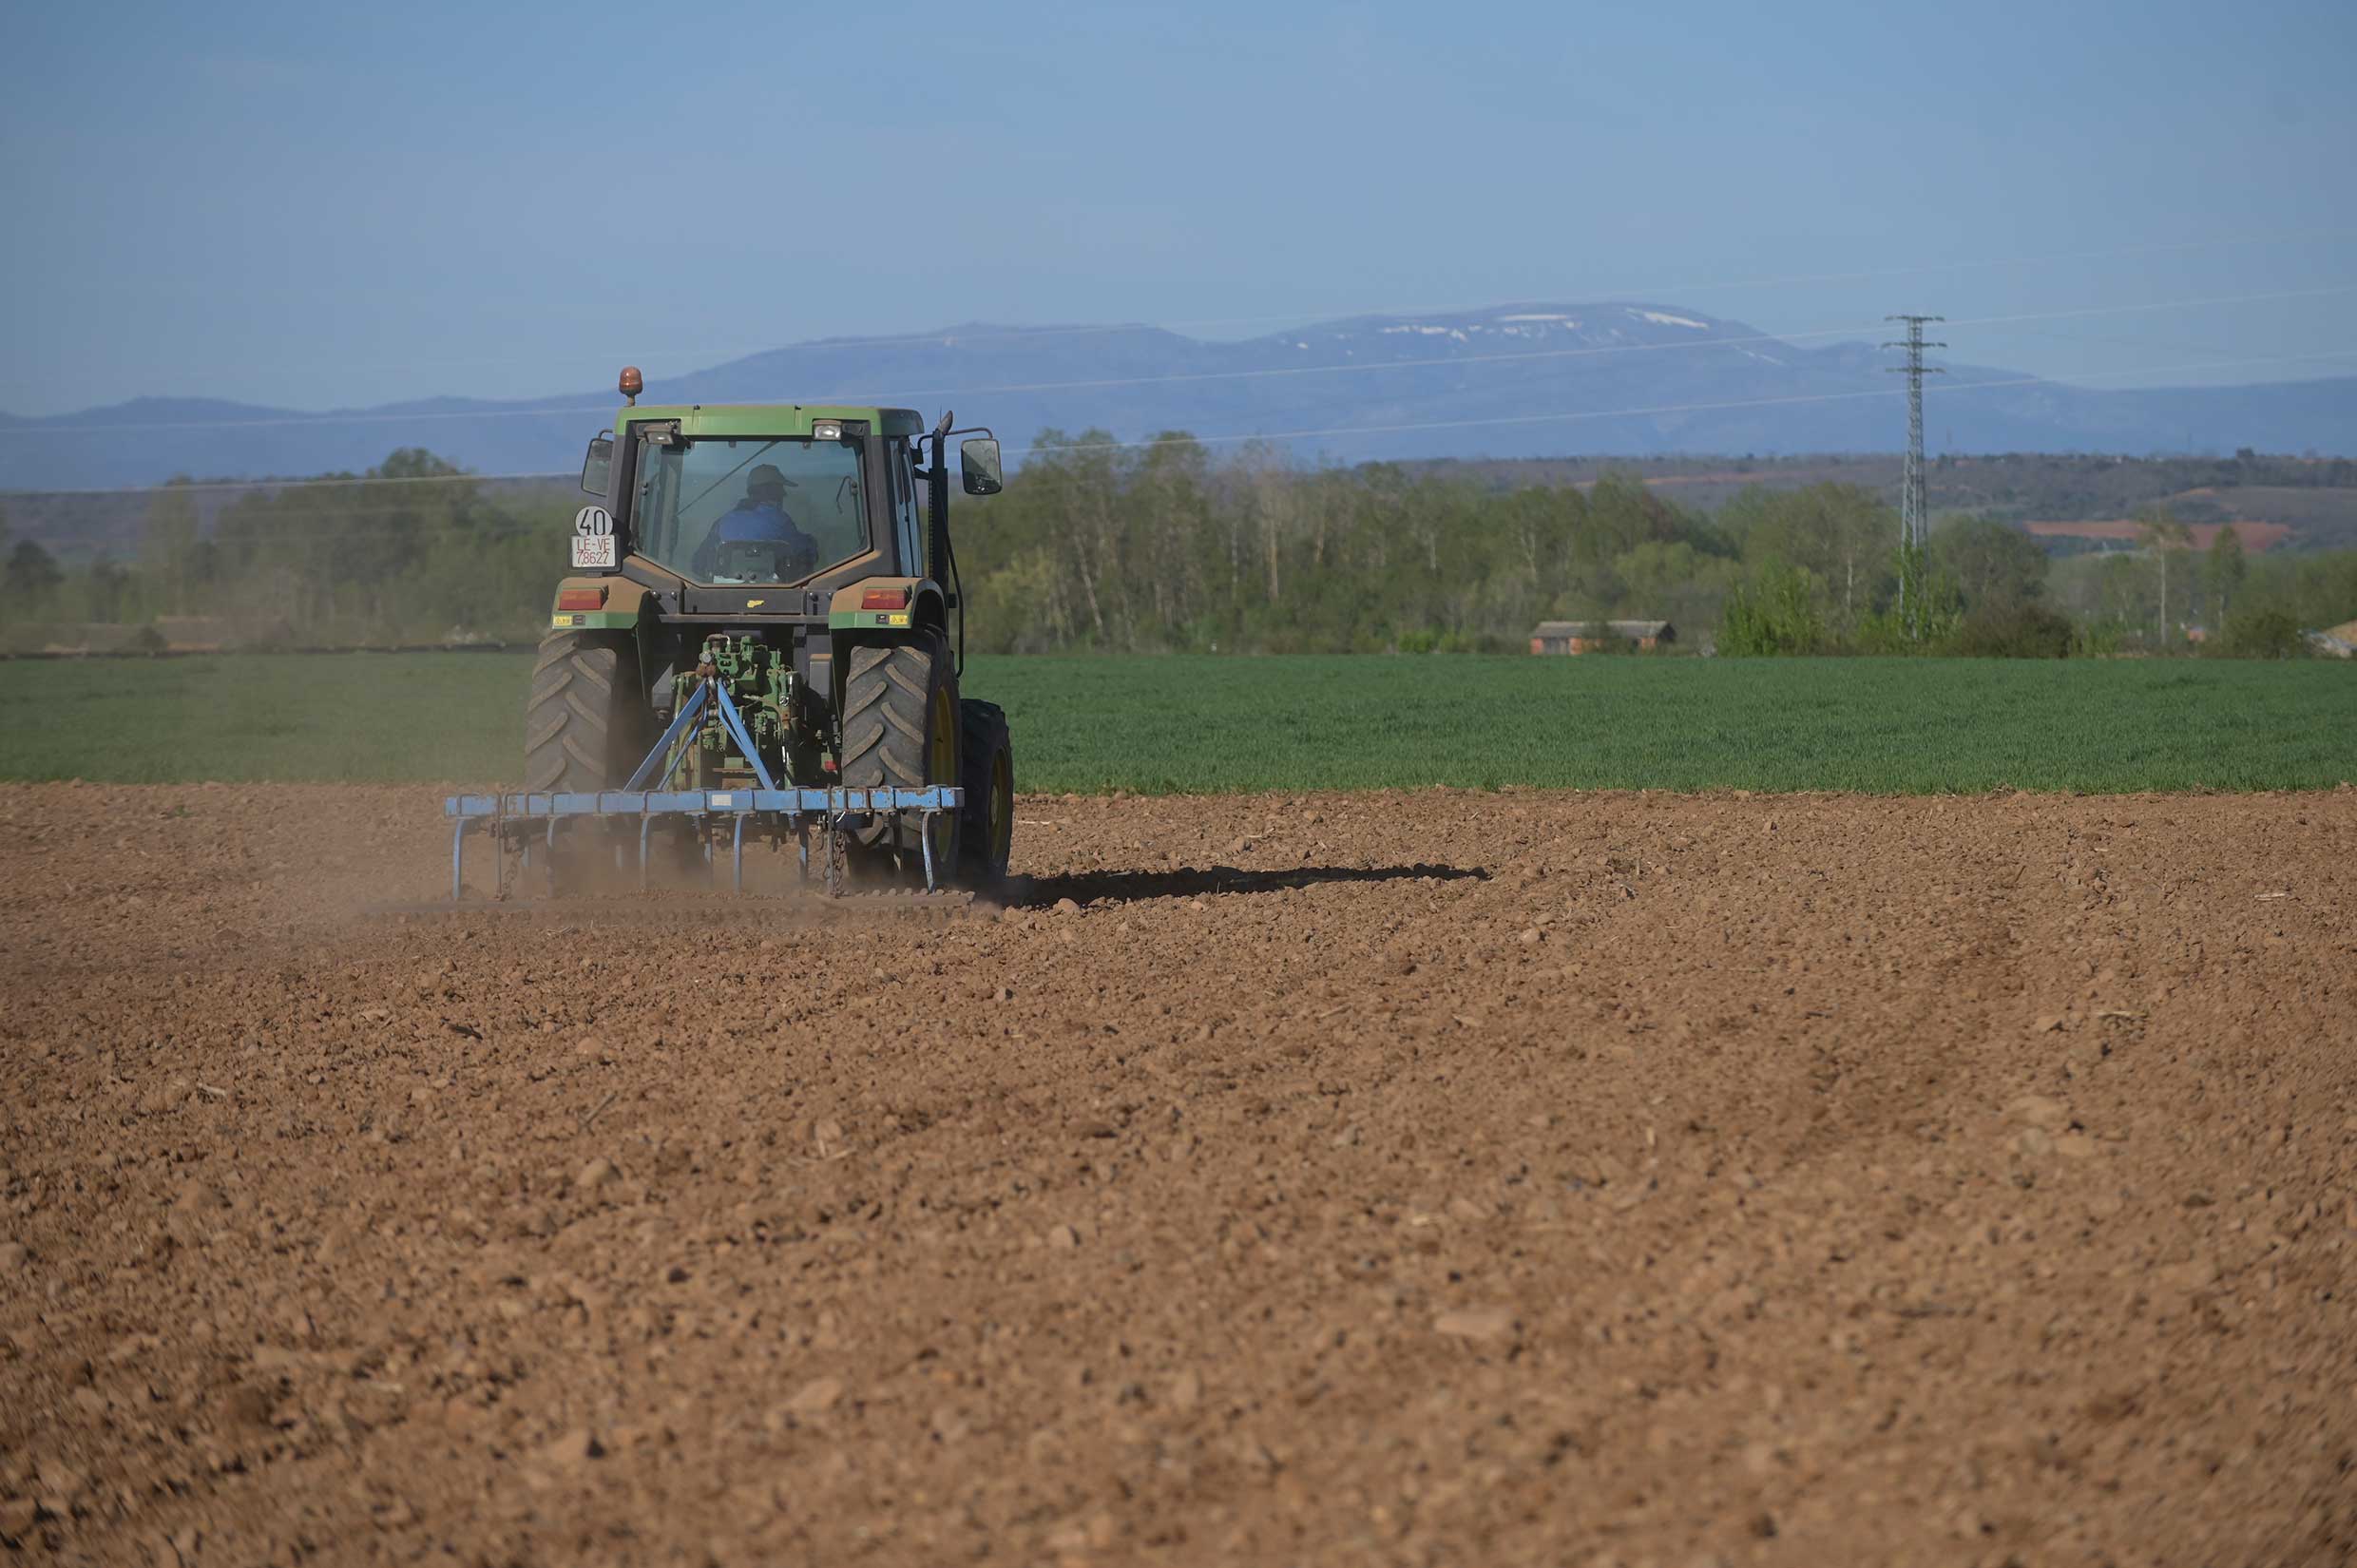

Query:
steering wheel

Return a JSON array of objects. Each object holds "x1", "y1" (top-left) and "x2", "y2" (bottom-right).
[{"x1": 712, "y1": 536, "x2": 817, "y2": 583}]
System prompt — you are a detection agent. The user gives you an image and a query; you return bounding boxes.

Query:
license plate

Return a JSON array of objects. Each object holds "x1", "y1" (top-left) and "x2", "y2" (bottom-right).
[{"x1": 570, "y1": 536, "x2": 616, "y2": 569}]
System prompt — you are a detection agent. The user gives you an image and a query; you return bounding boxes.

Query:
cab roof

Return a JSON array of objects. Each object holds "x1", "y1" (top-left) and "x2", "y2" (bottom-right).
[{"x1": 616, "y1": 404, "x2": 928, "y2": 439}]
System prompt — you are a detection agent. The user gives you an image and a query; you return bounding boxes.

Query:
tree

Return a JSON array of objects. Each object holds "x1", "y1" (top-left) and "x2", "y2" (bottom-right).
[
  {"x1": 2137, "y1": 506, "x2": 2192, "y2": 643},
  {"x1": 1727, "y1": 484, "x2": 1893, "y2": 630},
  {"x1": 86, "y1": 552, "x2": 133, "y2": 623},
  {"x1": 4, "y1": 538, "x2": 64, "y2": 608},
  {"x1": 1930, "y1": 517, "x2": 2048, "y2": 610},
  {"x1": 2206, "y1": 523, "x2": 2247, "y2": 625},
  {"x1": 141, "y1": 480, "x2": 207, "y2": 615},
  {"x1": 1717, "y1": 561, "x2": 1827, "y2": 656}
]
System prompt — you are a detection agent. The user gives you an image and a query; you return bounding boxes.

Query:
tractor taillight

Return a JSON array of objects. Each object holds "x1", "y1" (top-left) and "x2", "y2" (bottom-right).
[
  {"x1": 557, "y1": 587, "x2": 606, "y2": 611},
  {"x1": 860, "y1": 588, "x2": 909, "y2": 611}
]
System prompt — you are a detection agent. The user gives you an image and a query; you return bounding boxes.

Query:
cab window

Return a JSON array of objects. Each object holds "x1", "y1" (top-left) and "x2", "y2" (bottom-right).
[{"x1": 630, "y1": 435, "x2": 866, "y2": 584}]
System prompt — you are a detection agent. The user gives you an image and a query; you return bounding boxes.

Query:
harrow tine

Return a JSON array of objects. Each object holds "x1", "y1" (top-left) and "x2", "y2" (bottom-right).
[
  {"x1": 921, "y1": 809, "x2": 938, "y2": 891},
  {"x1": 733, "y1": 815, "x2": 747, "y2": 893},
  {"x1": 825, "y1": 808, "x2": 840, "y2": 898},
  {"x1": 450, "y1": 819, "x2": 468, "y2": 901}
]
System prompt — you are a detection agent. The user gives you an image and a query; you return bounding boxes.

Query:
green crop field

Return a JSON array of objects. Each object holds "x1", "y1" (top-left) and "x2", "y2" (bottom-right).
[{"x1": 0, "y1": 652, "x2": 2350, "y2": 794}]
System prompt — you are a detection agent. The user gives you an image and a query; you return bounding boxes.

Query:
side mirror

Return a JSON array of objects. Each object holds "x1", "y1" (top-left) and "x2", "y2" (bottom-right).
[
  {"x1": 960, "y1": 436, "x2": 1004, "y2": 496},
  {"x1": 581, "y1": 434, "x2": 614, "y2": 496}
]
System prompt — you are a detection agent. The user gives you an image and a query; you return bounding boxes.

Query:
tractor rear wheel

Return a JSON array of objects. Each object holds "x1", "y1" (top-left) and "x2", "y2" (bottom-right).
[
  {"x1": 838, "y1": 634, "x2": 960, "y2": 884},
  {"x1": 958, "y1": 698, "x2": 1014, "y2": 887},
  {"x1": 525, "y1": 632, "x2": 646, "y2": 792},
  {"x1": 525, "y1": 632, "x2": 645, "y2": 892}
]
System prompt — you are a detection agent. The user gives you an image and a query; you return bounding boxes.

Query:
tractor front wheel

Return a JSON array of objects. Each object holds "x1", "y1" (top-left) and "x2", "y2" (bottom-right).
[{"x1": 838, "y1": 634, "x2": 960, "y2": 885}]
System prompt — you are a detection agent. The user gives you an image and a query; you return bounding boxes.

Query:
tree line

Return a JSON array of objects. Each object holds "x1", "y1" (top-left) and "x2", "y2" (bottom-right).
[
  {"x1": 1, "y1": 450, "x2": 577, "y2": 650},
  {"x1": 2, "y1": 436, "x2": 2350, "y2": 657},
  {"x1": 959, "y1": 431, "x2": 2349, "y2": 658}
]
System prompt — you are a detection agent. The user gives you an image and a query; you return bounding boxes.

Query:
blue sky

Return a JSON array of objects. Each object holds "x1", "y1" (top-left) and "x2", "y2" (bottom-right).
[{"x1": 4, "y1": 0, "x2": 2351, "y2": 414}]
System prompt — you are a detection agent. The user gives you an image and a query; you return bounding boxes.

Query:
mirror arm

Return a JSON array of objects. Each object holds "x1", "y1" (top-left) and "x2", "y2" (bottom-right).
[{"x1": 928, "y1": 425, "x2": 951, "y2": 597}]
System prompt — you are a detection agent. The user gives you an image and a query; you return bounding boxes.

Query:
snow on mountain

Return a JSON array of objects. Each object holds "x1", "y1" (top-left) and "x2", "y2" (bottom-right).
[{"x1": 3, "y1": 302, "x2": 2353, "y2": 490}]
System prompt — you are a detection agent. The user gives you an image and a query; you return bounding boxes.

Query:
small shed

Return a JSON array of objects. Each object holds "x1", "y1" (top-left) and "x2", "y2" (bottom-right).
[{"x1": 1530, "y1": 620, "x2": 1676, "y2": 655}]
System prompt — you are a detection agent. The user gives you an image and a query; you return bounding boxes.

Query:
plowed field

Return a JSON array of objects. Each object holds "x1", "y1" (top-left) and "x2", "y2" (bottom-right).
[{"x1": 3, "y1": 784, "x2": 2353, "y2": 1566}]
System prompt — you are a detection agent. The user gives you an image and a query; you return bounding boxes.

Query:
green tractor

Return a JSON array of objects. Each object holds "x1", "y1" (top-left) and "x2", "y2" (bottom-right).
[{"x1": 459, "y1": 367, "x2": 1014, "y2": 895}]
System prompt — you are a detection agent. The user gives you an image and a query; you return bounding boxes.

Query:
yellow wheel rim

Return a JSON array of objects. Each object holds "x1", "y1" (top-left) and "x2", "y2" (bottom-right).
[
  {"x1": 926, "y1": 681, "x2": 960, "y2": 877},
  {"x1": 989, "y1": 748, "x2": 1013, "y2": 867}
]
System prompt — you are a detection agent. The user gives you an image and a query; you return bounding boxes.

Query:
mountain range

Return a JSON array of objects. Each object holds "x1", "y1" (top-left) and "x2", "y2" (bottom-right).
[{"x1": 6, "y1": 302, "x2": 2354, "y2": 492}]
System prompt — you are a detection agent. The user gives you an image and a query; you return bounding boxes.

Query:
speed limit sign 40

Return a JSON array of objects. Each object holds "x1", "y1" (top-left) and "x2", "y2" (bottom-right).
[{"x1": 570, "y1": 506, "x2": 616, "y2": 568}]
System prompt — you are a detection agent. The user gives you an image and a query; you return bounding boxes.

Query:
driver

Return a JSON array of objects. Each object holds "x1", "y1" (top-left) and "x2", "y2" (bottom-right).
[{"x1": 692, "y1": 463, "x2": 820, "y2": 580}]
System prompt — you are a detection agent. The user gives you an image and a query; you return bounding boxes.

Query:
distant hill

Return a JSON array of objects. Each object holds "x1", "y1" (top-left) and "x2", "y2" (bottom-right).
[{"x1": 5, "y1": 301, "x2": 2357, "y2": 492}]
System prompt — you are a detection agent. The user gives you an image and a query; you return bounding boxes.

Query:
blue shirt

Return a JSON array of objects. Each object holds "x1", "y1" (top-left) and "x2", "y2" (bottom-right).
[{"x1": 694, "y1": 501, "x2": 818, "y2": 579}]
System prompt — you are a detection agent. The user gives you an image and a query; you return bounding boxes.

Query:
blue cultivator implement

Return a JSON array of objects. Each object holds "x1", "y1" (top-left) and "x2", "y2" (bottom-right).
[{"x1": 445, "y1": 645, "x2": 960, "y2": 900}]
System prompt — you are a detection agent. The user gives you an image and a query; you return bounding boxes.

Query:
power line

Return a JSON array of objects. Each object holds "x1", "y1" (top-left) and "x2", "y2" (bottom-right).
[
  {"x1": 1004, "y1": 347, "x2": 2357, "y2": 457},
  {"x1": 812, "y1": 284, "x2": 2357, "y2": 404},
  {"x1": 3, "y1": 470, "x2": 581, "y2": 498},
  {"x1": 83, "y1": 221, "x2": 2357, "y2": 384},
  {"x1": 4, "y1": 282, "x2": 2347, "y2": 443},
  {"x1": 7, "y1": 344, "x2": 2353, "y2": 505}
]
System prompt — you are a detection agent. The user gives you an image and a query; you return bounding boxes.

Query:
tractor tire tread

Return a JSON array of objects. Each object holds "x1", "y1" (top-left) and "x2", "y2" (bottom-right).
[
  {"x1": 524, "y1": 633, "x2": 639, "y2": 796},
  {"x1": 838, "y1": 635, "x2": 955, "y2": 859},
  {"x1": 957, "y1": 698, "x2": 1014, "y2": 885}
]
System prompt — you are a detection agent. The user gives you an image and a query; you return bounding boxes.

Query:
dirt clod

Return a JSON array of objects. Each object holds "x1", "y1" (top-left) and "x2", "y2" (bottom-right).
[
  {"x1": 2008, "y1": 1095, "x2": 2069, "y2": 1129},
  {"x1": 537, "y1": 1428, "x2": 603, "y2": 1469},
  {"x1": 787, "y1": 1378, "x2": 844, "y2": 1416},
  {"x1": 1433, "y1": 1308, "x2": 1516, "y2": 1342}
]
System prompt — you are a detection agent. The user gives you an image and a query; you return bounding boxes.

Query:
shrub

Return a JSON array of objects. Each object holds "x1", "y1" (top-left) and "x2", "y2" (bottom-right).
[
  {"x1": 1717, "y1": 563, "x2": 1826, "y2": 657},
  {"x1": 2218, "y1": 606, "x2": 2308, "y2": 660},
  {"x1": 1849, "y1": 611, "x2": 1917, "y2": 655},
  {"x1": 1954, "y1": 602, "x2": 2074, "y2": 659}
]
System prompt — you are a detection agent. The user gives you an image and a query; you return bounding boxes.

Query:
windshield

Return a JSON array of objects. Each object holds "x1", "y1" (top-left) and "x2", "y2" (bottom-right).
[{"x1": 630, "y1": 434, "x2": 867, "y2": 584}]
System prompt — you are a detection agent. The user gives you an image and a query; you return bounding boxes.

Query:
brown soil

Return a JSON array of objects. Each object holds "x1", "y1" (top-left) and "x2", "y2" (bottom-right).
[{"x1": 3, "y1": 784, "x2": 2354, "y2": 1566}]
